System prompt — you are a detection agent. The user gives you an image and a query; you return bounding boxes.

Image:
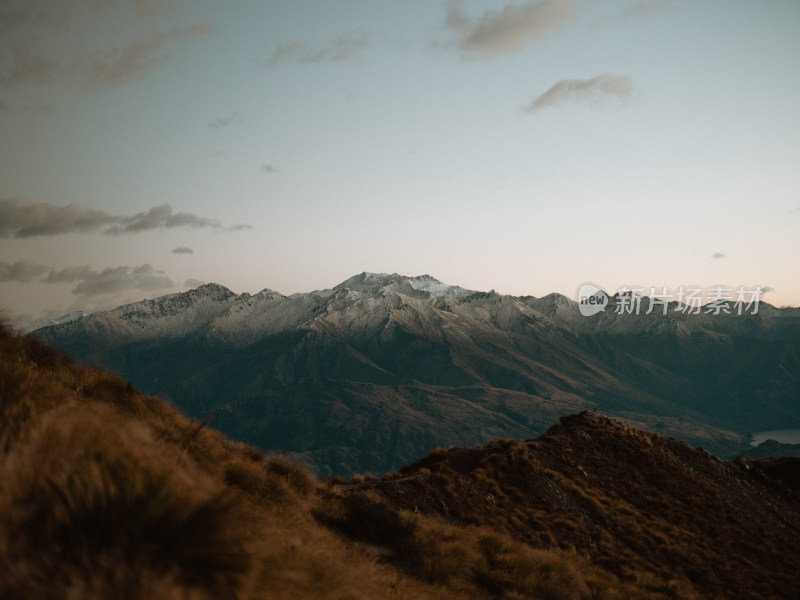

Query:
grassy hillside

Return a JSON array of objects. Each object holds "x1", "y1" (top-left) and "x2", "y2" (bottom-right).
[
  {"x1": 326, "y1": 414, "x2": 800, "y2": 599},
  {"x1": 2, "y1": 324, "x2": 798, "y2": 599},
  {"x1": 0, "y1": 324, "x2": 441, "y2": 599}
]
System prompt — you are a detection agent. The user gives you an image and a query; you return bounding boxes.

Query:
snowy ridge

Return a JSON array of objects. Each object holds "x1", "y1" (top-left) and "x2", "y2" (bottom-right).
[
  {"x1": 32, "y1": 273, "x2": 487, "y2": 346},
  {"x1": 36, "y1": 273, "x2": 797, "y2": 349},
  {"x1": 32, "y1": 273, "x2": 583, "y2": 348},
  {"x1": 30, "y1": 272, "x2": 800, "y2": 481},
  {"x1": 34, "y1": 284, "x2": 241, "y2": 344},
  {"x1": 335, "y1": 272, "x2": 473, "y2": 298}
]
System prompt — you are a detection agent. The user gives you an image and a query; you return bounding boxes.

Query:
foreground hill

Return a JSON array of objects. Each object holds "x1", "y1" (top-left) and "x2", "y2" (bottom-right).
[
  {"x1": 33, "y1": 273, "x2": 800, "y2": 476},
  {"x1": 327, "y1": 413, "x2": 800, "y2": 599},
  {"x1": 2, "y1": 325, "x2": 799, "y2": 599}
]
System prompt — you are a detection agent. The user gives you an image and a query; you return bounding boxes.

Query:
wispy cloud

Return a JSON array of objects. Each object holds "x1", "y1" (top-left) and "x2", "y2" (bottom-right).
[
  {"x1": 444, "y1": 0, "x2": 576, "y2": 59},
  {"x1": 0, "y1": 3, "x2": 211, "y2": 91},
  {"x1": 46, "y1": 264, "x2": 174, "y2": 296},
  {"x1": 0, "y1": 260, "x2": 49, "y2": 282},
  {"x1": 621, "y1": 0, "x2": 674, "y2": 19},
  {"x1": 184, "y1": 278, "x2": 205, "y2": 288},
  {"x1": 523, "y1": 73, "x2": 633, "y2": 112},
  {"x1": 2, "y1": 45, "x2": 59, "y2": 85},
  {"x1": 105, "y1": 204, "x2": 222, "y2": 234},
  {"x1": 0, "y1": 7, "x2": 57, "y2": 34},
  {"x1": 0, "y1": 197, "x2": 248, "y2": 237},
  {"x1": 710, "y1": 252, "x2": 726, "y2": 260},
  {"x1": 209, "y1": 112, "x2": 243, "y2": 128},
  {"x1": 136, "y1": 0, "x2": 170, "y2": 21},
  {"x1": 29, "y1": 102, "x2": 54, "y2": 114},
  {"x1": 226, "y1": 223, "x2": 254, "y2": 232},
  {"x1": 259, "y1": 163, "x2": 279, "y2": 175},
  {"x1": 0, "y1": 197, "x2": 116, "y2": 237},
  {"x1": 1, "y1": 260, "x2": 175, "y2": 296},
  {"x1": 0, "y1": 97, "x2": 53, "y2": 114},
  {"x1": 87, "y1": 23, "x2": 212, "y2": 89},
  {"x1": 172, "y1": 246, "x2": 193, "y2": 254},
  {"x1": 268, "y1": 30, "x2": 368, "y2": 65},
  {"x1": 761, "y1": 285, "x2": 775, "y2": 294}
]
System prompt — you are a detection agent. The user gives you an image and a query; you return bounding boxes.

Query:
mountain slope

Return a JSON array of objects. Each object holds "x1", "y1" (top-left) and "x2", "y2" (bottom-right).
[
  {"x1": 0, "y1": 323, "x2": 450, "y2": 599},
  {"x1": 324, "y1": 412, "x2": 800, "y2": 600},
  {"x1": 33, "y1": 273, "x2": 800, "y2": 476},
  {"x1": 3, "y1": 324, "x2": 799, "y2": 599}
]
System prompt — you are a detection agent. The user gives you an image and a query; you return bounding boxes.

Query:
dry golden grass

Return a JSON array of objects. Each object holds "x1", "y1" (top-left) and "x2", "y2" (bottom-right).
[
  {"x1": 338, "y1": 415, "x2": 800, "y2": 600},
  {"x1": 2, "y1": 324, "x2": 799, "y2": 599},
  {"x1": 0, "y1": 325, "x2": 457, "y2": 599}
]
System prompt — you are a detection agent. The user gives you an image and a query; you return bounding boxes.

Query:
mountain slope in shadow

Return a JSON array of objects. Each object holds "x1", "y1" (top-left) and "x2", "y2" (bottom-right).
[
  {"x1": 3, "y1": 325, "x2": 800, "y2": 599},
  {"x1": 32, "y1": 273, "x2": 800, "y2": 476},
  {"x1": 324, "y1": 412, "x2": 800, "y2": 599}
]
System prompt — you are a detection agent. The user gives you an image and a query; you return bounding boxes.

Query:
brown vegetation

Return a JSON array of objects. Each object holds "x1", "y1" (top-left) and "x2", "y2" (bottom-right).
[
  {"x1": 1, "y1": 324, "x2": 799, "y2": 599},
  {"x1": 0, "y1": 325, "x2": 441, "y2": 599},
  {"x1": 332, "y1": 414, "x2": 800, "y2": 599}
]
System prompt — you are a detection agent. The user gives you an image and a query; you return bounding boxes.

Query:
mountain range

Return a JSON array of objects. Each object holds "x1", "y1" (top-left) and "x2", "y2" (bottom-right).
[{"x1": 33, "y1": 272, "x2": 800, "y2": 476}]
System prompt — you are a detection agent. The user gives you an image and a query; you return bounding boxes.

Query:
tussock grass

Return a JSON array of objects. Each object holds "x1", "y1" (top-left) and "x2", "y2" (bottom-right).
[
  {"x1": 2, "y1": 325, "x2": 798, "y2": 599},
  {"x1": 0, "y1": 325, "x2": 452, "y2": 599}
]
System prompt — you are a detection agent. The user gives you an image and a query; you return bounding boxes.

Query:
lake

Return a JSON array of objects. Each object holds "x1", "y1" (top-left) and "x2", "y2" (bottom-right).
[{"x1": 750, "y1": 429, "x2": 800, "y2": 446}]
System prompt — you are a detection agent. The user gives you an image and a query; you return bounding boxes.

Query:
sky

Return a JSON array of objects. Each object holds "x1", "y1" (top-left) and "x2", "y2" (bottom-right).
[{"x1": 1, "y1": 0, "x2": 799, "y2": 327}]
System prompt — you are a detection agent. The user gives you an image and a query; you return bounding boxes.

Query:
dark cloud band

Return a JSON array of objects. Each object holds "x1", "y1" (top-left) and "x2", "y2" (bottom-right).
[
  {"x1": 0, "y1": 197, "x2": 249, "y2": 238},
  {"x1": 0, "y1": 261, "x2": 174, "y2": 296}
]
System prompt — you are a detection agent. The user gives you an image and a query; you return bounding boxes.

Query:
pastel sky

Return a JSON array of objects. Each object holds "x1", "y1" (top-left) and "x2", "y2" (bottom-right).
[{"x1": 1, "y1": 0, "x2": 799, "y2": 327}]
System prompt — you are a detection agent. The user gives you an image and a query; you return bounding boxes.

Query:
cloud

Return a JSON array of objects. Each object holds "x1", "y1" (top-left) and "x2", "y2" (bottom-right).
[
  {"x1": 184, "y1": 278, "x2": 205, "y2": 288},
  {"x1": 136, "y1": 0, "x2": 170, "y2": 21},
  {"x1": 0, "y1": 3, "x2": 211, "y2": 90},
  {"x1": 226, "y1": 223, "x2": 254, "y2": 232},
  {"x1": 87, "y1": 23, "x2": 212, "y2": 88},
  {"x1": 260, "y1": 163, "x2": 279, "y2": 175},
  {"x1": 44, "y1": 265, "x2": 95, "y2": 284},
  {"x1": 105, "y1": 204, "x2": 221, "y2": 234},
  {"x1": 620, "y1": 1, "x2": 673, "y2": 19},
  {"x1": 0, "y1": 98, "x2": 55, "y2": 114},
  {"x1": 1, "y1": 259, "x2": 174, "y2": 296},
  {"x1": 172, "y1": 246, "x2": 193, "y2": 254},
  {"x1": 0, "y1": 7, "x2": 56, "y2": 34},
  {"x1": 0, "y1": 6, "x2": 68, "y2": 88},
  {"x1": 710, "y1": 252, "x2": 726, "y2": 260},
  {"x1": 0, "y1": 197, "x2": 247, "y2": 237},
  {"x1": 761, "y1": 286, "x2": 775, "y2": 293},
  {"x1": 47, "y1": 264, "x2": 174, "y2": 296},
  {"x1": 523, "y1": 73, "x2": 633, "y2": 112},
  {"x1": 268, "y1": 30, "x2": 368, "y2": 65},
  {"x1": 0, "y1": 197, "x2": 116, "y2": 237},
  {"x1": 209, "y1": 112, "x2": 243, "y2": 128},
  {"x1": 0, "y1": 260, "x2": 49, "y2": 282},
  {"x1": 444, "y1": 0, "x2": 576, "y2": 58},
  {"x1": 2, "y1": 45, "x2": 60, "y2": 85}
]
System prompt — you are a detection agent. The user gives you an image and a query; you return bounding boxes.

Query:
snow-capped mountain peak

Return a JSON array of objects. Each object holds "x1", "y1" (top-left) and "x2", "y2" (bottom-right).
[
  {"x1": 334, "y1": 272, "x2": 472, "y2": 298},
  {"x1": 405, "y1": 274, "x2": 472, "y2": 297},
  {"x1": 334, "y1": 272, "x2": 394, "y2": 292}
]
